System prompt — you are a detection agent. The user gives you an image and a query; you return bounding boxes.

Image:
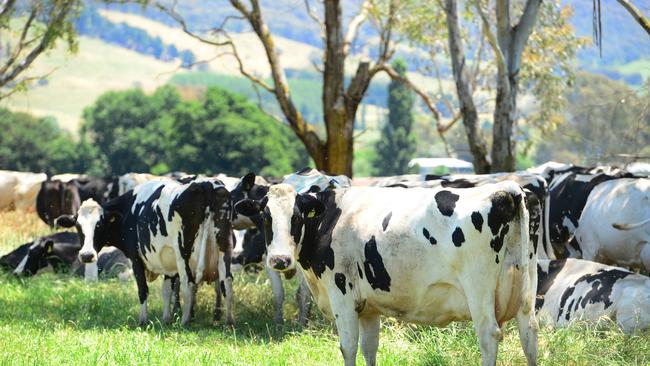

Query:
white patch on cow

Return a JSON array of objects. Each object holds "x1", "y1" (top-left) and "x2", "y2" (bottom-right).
[
  {"x1": 13, "y1": 241, "x2": 40, "y2": 276},
  {"x1": 265, "y1": 184, "x2": 298, "y2": 271},
  {"x1": 77, "y1": 199, "x2": 103, "y2": 262}
]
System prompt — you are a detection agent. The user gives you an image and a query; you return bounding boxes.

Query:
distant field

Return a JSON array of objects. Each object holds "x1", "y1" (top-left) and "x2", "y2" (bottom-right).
[
  {"x1": 0, "y1": 37, "x2": 177, "y2": 132},
  {"x1": 613, "y1": 59, "x2": 650, "y2": 81},
  {"x1": 1, "y1": 210, "x2": 649, "y2": 365}
]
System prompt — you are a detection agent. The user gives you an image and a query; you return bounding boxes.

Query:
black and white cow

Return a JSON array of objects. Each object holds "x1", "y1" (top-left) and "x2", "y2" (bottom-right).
[
  {"x1": 1, "y1": 232, "x2": 80, "y2": 275},
  {"x1": 573, "y1": 178, "x2": 650, "y2": 272},
  {"x1": 56, "y1": 179, "x2": 234, "y2": 326},
  {"x1": 536, "y1": 258, "x2": 650, "y2": 333},
  {"x1": 236, "y1": 182, "x2": 538, "y2": 366},
  {"x1": 542, "y1": 169, "x2": 635, "y2": 258}
]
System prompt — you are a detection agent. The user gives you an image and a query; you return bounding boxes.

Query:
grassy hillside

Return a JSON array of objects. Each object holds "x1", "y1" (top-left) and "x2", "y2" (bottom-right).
[
  {"x1": 0, "y1": 37, "x2": 177, "y2": 132},
  {"x1": 1, "y1": 210, "x2": 649, "y2": 365}
]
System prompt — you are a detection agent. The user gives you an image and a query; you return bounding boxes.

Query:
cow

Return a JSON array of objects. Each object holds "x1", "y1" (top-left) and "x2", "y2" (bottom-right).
[
  {"x1": 0, "y1": 170, "x2": 47, "y2": 211},
  {"x1": 536, "y1": 258, "x2": 650, "y2": 334},
  {"x1": 37, "y1": 177, "x2": 120, "y2": 227},
  {"x1": 232, "y1": 228, "x2": 312, "y2": 325},
  {"x1": 118, "y1": 173, "x2": 169, "y2": 196},
  {"x1": 2, "y1": 232, "x2": 80, "y2": 276},
  {"x1": 55, "y1": 179, "x2": 234, "y2": 326},
  {"x1": 542, "y1": 169, "x2": 635, "y2": 259},
  {"x1": 235, "y1": 182, "x2": 538, "y2": 366},
  {"x1": 573, "y1": 178, "x2": 650, "y2": 272}
]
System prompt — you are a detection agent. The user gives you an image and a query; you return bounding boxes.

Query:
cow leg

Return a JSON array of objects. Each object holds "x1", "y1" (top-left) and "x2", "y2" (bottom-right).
[
  {"x1": 466, "y1": 292, "x2": 500, "y2": 366},
  {"x1": 162, "y1": 276, "x2": 174, "y2": 324},
  {"x1": 132, "y1": 258, "x2": 150, "y2": 327},
  {"x1": 176, "y1": 269, "x2": 196, "y2": 327},
  {"x1": 218, "y1": 251, "x2": 235, "y2": 326},
  {"x1": 214, "y1": 278, "x2": 222, "y2": 321},
  {"x1": 297, "y1": 273, "x2": 312, "y2": 326},
  {"x1": 359, "y1": 314, "x2": 380, "y2": 366},
  {"x1": 171, "y1": 275, "x2": 181, "y2": 315},
  {"x1": 266, "y1": 264, "x2": 284, "y2": 324},
  {"x1": 331, "y1": 298, "x2": 360, "y2": 366},
  {"x1": 516, "y1": 305, "x2": 538, "y2": 366}
]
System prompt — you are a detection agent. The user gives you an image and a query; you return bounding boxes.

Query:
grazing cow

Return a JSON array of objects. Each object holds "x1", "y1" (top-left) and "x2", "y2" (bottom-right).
[
  {"x1": 56, "y1": 179, "x2": 234, "y2": 326},
  {"x1": 0, "y1": 170, "x2": 47, "y2": 211},
  {"x1": 2, "y1": 232, "x2": 80, "y2": 276},
  {"x1": 36, "y1": 177, "x2": 119, "y2": 227},
  {"x1": 536, "y1": 258, "x2": 650, "y2": 333},
  {"x1": 236, "y1": 182, "x2": 538, "y2": 366},
  {"x1": 543, "y1": 170, "x2": 634, "y2": 258},
  {"x1": 573, "y1": 178, "x2": 650, "y2": 272}
]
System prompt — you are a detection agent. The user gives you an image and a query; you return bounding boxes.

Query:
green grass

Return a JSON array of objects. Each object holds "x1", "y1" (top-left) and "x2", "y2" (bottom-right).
[{"x1": 1, "y1": 211, "x2": 649, "y2": 365}]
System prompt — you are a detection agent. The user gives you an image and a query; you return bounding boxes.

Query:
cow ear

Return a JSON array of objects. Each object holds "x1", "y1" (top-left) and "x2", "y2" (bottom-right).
[
  {"x1": 296, "y1": 194, "x2": 324, "y2": 219},
  {"x1": 215, "y1": 186, "x2": 230, "y2": 202},
  {"x1": 241, "y1": 172, "x2": 256, "y2": 192},
  {"x1": 54, "y1": 214, "x2": 76, "y2": 228},
  {"x1": 106, "y1": 211, "x2": 122, "y2": 224},
  {"x1": 44, "y1": 240, "x2": 54, "y2": 254},
  {"x1": 235, "y1": 199, "x2": 262, "y2": 217}
]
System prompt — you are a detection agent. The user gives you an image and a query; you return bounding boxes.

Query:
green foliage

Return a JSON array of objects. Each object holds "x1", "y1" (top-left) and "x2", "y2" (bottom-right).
[
  {"x1": 373, "y1": 59, "x2": 416, "y2": 176},
  {"x1": 81, "y1": 85, "x2": 309, "y2": 176},
  {"x1": 534, "y1": 72, "x2": 650, "y2": 165},
  {"x1": 0, "y1": 108, "x2": 96, "y2": 174}
]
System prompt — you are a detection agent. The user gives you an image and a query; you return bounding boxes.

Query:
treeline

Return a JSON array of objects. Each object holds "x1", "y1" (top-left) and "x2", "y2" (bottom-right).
[
  {"x1": 1, "y1": 86, "x2": 309, "y2": 176},
  {"x1": 75, "y1": 5, "x2": 196, "y2": 68}
]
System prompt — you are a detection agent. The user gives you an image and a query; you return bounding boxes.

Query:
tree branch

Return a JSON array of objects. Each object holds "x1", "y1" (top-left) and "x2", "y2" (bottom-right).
[
  {"x1": 616, "y1": 0, "x2": 650, "y2": 37},
  {"x1": 343, "y1": 0, "x2": 371, "y2": 56},
  {"x1": 304, "y1": 0, "x2": 325, "y2": 38},
  {"x1": 473, "y1": 0, "x2": 507, "y2": 79},
  {"x1": 377, "y1": 63, "x2": 441, "y2": 122}
]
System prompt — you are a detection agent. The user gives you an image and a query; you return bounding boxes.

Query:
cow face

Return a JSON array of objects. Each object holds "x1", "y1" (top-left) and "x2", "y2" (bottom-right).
[
  {"x1": 235, "y1": 184, "x2": 324, "y2": 272},
  {"x1": 232, "y1": 228, "x2": 266, "y2": 266},
  {"x1": 13, "y1": 239, "x2": 55, "y2": 276},
  {"x1": 55, "y1": 199, "x2": 121, "y2": 264}
]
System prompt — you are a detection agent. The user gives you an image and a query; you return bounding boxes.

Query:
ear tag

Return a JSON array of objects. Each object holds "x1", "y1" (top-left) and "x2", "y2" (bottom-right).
[
  {"x1": 307, "y1": 210, "x2": 316, "y2": 218},
  {"x1": 47, "y1": 246, "x2": 53, "y2": 253},
  {"x1": 110, "y1": 216, "x2": 117, "y2": 223}
]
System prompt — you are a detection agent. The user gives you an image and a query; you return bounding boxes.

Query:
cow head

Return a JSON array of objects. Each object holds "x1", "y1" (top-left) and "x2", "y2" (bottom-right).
[
  {"x1": 13, "y1": 238, "x2": 55, "y2": 276},
  {"x1": 231, "y1": 228, "x2": 266, "y2": 266},
  {"x1": 36, "y1": 180, "x2": 81, "y2": 227},
  {"x1": 235, "y1": 184, "x2": 324, "y2": 272},
  {"x1": 229, "y1": 173, "x2": 270, "y2": 230},
  {"x1": 55, "y1": 199, "x2": 121, "y2": 264}
]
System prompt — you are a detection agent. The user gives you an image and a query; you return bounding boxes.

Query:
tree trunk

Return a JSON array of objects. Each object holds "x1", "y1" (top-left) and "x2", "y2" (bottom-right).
[
  {"x1": 444, "y1": 0, "x2": 491, "y2": 173},
  {"x1": 491, "y1": 75, "x2": 517, "y2": 172}
]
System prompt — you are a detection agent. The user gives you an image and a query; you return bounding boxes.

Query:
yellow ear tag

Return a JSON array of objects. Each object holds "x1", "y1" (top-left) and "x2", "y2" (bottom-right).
[
  {"x1": 47, "y1": 246, "x2": 53, "y2": 253},
  {"x1": 307, "y1": 210, "x2": 316, "y2": 218},
  {"x1": 110, "y1": 216, "x2": 117, "y2": 223}
]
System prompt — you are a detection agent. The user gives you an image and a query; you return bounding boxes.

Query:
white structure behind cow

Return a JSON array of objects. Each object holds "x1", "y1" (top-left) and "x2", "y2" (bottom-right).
[
  {"x1": 536, "y1": 258, "x2": 650, "y2": 334},
  {"x1": 236, "y1": 182, "x2": 538, "y2": 366},
  {"x1": 0, "y1": 170, "x2": 47, "y2": 211}
]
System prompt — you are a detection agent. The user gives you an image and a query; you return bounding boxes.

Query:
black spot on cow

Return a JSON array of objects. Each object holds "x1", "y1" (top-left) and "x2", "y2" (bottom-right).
[
  {"x1": 495, "y1": 255, "x2": 499, "y2": 264},
  {"x1": 452, "y1": 227, "x2": 465, "y2": 247},
  {"x1": 297, "y1": 190, "x2": 340, "y2": 279},
  {"x1": 471, "y1": 212, "x2": 483, "y2": 233},
  {"x1": 578, "y1": 269, "x2": 631, "y2": 309},
  {"x1": 441, "y1": 179, "x2": 476, "y2": 189},
  {"x1": 348, "y1": 282, "x2": 353, "y2": 290},
  {"x1": 135, "y1": 185, "x2": 165, "y2": 258},
  {"x1": 537, "y1": 259, "x2": 568, "y2": 310},
  {"x1": 422, "y1": 227, "x2": 437, "y2": 245},
  {"x1": 434, "y1": 190, "x2": 460, "y2": 216},
  {"x1": 487, "y1": 191, "x2": 518, "y2": 253},
  {"x1": 363, "y1": 236, "x2": 391, "y2": 292},
  {"x1": 382, "y1": 212, "x2": 392, "y2": 231},
  {"x1": 335, "y1": 273, "x2": 347, "y2": 295},
  {"x1": 357, "y1": 263, "x2": 364, "y2": 279}
]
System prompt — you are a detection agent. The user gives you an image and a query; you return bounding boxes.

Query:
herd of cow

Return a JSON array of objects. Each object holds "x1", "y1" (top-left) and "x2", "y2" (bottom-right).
[{"x1": 1, "y1": 162, "x2": 649, "y2": 366}]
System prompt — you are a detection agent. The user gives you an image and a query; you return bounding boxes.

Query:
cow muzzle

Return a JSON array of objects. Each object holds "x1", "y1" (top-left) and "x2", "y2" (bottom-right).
[
  {"x1": 79, "y1": 251, "x2": 97, "y2": 263},
  {"x1": 268, "y1": 255, "x2": 294, "y2": 272}
]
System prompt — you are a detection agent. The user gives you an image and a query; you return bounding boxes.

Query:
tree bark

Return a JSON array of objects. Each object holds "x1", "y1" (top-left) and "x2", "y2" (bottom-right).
[
  {"x1": 615, "y1": 0, "x2": 650, "y2": 37},
  {"x1": 444, "y1": 0, "x2": 491, "y2": 173}
]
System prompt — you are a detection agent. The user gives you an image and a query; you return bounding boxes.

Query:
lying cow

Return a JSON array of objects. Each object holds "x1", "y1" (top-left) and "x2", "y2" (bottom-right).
[
  {"x1": 2, "y1": 232, "x2": 80, "y2": 276},
  {"x1": 536, "y1": 258, "x2": 650, "y2": 333},
  {"x1": 56, "y1": 179, "x2": 234, "y2": 326},
  {"x1": 574, "y1": 178, "x2": 650, "y2": 272},
  {"x1": 236, "y1": 182, "x2": 538, "y2": 366}
]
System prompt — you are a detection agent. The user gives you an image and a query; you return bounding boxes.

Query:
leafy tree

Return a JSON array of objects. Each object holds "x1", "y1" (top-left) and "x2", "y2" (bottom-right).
[
  {"x1": 0, "y1": 108, "x2": 95, "y2": 174},
  {"x1": 0, "y1": 0, "x2": 81, "y2": 99},
  {"x1": 374, "y1": 59, "x2": 416, "y2": 176}
]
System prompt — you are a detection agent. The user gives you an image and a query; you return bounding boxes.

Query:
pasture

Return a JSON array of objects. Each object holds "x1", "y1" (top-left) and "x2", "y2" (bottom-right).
[{"x1": 0, "y1": 210, "x2": 648, "y2": 365}]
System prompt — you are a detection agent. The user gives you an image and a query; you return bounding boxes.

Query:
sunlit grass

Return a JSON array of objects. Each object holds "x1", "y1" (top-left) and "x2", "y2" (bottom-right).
[{"x1": 0, "y1": 211, "x2": 649, "y2": 365}]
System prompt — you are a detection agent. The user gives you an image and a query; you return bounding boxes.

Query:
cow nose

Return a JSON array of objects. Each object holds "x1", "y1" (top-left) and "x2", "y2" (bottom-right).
[
  {"x1": 269, "y1": 255, "x2": 292, "y2": 271},
  {"x1": 79, "y1": 252, "x2": 96, "y2": 263}
]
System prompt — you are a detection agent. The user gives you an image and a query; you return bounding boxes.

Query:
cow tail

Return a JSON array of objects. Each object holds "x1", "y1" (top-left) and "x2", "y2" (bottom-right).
[{"x1": 517, "y1": 188, "x2": 535, "y2": 314}]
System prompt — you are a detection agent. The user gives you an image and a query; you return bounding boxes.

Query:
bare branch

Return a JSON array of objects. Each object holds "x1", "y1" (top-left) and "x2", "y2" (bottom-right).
[
  {"x1": 377, "y1": 63, "x2": 441, "y2": 122},
  {"x1": 343, "y1": 0, "x2": 371, "y2": 56},
  {"x1": 153, "y1": 2, "x2": 232, "y2": 47},
  {"x1": 304, "y1": 0, "x2": 325, "y2": 37},
  {"x1": 616, "y1": 0, "x2": 650, "y2": 36},
  {"x1": 0, "y1": 0, "x2": 16, "y2": 20},
  {"x1": 472, "y1": 0, "x2": 507, "y2": 81}
]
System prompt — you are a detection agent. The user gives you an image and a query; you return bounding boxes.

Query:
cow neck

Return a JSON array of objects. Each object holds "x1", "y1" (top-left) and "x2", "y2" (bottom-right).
[{"x1": 296, "y1": 189, "x2": 342, "y2": 279}]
